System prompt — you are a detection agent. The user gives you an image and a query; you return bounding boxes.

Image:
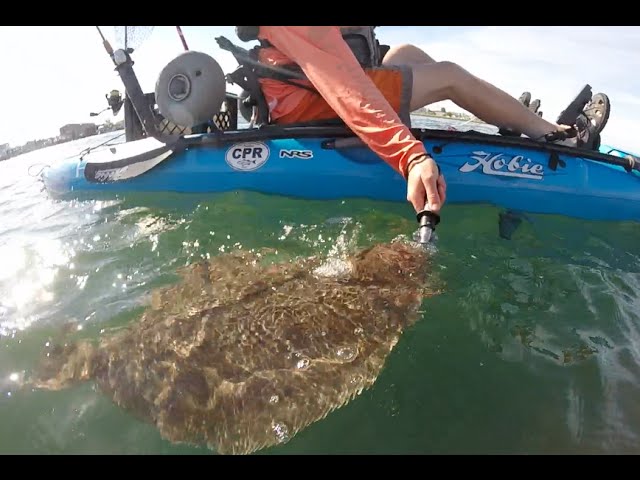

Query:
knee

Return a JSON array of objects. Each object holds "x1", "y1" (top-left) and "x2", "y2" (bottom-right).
[
  {"x1": 436, "y1": 61, "x2": 469, "y2": 86},
  {"x1": 437, "y1": 61, "x2": 464, "y2": 75},
  {"x1": 393, "y1": 43, "x2": 423, "y2": 55}
]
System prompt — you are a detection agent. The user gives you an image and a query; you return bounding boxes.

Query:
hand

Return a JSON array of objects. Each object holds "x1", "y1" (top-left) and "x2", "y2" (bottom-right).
[{"x1": 406, "y1": 155, "x2": 447, "y2": 213}]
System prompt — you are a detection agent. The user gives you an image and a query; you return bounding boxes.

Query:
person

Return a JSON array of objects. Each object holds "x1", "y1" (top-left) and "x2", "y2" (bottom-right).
[{"x1": 227, "y1": 26, "x2": 611, "y2": 215}]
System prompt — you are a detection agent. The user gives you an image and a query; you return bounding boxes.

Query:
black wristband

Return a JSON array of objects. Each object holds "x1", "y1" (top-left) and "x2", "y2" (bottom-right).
[{"x1": 405, "y1": 153, "x2": 440, "y2": 178}]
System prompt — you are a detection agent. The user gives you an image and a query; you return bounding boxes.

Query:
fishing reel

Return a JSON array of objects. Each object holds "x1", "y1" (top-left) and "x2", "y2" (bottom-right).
[
  {"x1": 106, "y1": 89, "x2": 124, "y2": 116},
  {"x1": 90, "y1": 89, "x2": 124, "y2": 117},
  {"x1": 155, "y1": 51, "x2": 226, "y2": 128}
]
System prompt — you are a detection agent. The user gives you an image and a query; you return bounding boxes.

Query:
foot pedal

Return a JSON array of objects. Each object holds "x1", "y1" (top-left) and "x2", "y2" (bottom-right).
[
  {"x1": 519, "y1": 92, "x2": 532, "y2": 107},
  {"x1": 529, "y1": 99, "x2": 541, "y2": 115},
  {"x1": 556, "y1": 84, "x2": 592, "y2": 126}
]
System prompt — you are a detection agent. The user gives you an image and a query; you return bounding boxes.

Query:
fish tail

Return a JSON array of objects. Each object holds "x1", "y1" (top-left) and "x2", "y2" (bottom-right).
[{"x1": 30, "y1": 340, "x2": 98, "y2": 391}]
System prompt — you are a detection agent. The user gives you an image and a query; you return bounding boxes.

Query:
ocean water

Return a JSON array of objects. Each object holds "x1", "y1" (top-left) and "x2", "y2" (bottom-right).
[{"x1": 0, "y1": 117, "x2": 639, "y2": 454}]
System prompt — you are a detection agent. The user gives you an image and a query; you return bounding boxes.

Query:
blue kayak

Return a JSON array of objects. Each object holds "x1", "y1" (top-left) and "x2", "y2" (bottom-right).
[{"x1": 42, "y1": 124, "x2": 640, "y2": 222}]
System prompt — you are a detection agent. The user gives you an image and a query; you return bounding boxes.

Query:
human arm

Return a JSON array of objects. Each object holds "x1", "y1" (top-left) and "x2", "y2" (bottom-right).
[{"x1": 259, "y1": 26, "x2": 445, "y2": 212}]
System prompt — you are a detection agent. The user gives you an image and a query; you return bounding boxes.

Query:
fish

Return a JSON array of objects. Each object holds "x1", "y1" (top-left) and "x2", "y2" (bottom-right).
[{"x1": 30, "y1": 237, "x2": 441, "y2": 455}]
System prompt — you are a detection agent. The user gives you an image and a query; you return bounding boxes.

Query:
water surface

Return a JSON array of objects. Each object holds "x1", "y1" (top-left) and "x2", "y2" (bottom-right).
[{"x1": 1, "y1": 119, "x2": 639, "y2": 454}]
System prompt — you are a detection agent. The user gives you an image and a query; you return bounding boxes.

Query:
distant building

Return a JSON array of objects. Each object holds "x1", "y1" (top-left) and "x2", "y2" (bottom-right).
[
  {"x1": 0, "y1": 143, "x2": 9, "y2": 156},
  {"x1": 59, "y1": 123, "x2": 98, "y2": 141}
]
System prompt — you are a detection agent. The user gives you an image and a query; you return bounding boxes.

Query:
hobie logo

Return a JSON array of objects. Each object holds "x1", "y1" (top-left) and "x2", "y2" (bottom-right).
[{"x1": 460, "y1": 151, "x2": 544, "y2": 180}]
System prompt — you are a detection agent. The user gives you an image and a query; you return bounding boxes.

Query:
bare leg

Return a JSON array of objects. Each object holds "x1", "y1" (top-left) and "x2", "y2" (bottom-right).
[
  {"x1": 407, "y1": 61, "x2": 568, "y2": 140},
  {"x1": 382, "y1": 46, "x2": 563, "y2": 140}
]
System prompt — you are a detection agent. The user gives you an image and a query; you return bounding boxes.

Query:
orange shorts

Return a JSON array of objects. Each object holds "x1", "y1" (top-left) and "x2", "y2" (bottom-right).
[{"x1": 274, "y1": 66, "x2": 414, "y2": 126}]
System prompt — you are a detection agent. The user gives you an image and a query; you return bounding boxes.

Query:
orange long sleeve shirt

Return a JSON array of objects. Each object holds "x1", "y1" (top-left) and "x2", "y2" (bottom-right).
[{"x1": 257, "y1": 26, "x2": 428, "y2": 178}]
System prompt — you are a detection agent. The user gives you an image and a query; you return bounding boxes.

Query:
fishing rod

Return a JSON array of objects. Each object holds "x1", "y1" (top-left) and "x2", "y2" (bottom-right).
[
  {"x1": 176, "y1": 26, "x2": 189, "y2": 51},
  {"x1": 95, "y1": 26, "x2": 114, "y2": 57}
]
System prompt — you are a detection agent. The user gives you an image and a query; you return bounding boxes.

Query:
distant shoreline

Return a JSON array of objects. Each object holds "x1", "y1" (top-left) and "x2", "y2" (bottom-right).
[
  {"x1": 0, "y1": 121, "x2": 123, "y2": 162},
  {"x1": 2, "y1": 111, "x2": 486, "y2": 162}
]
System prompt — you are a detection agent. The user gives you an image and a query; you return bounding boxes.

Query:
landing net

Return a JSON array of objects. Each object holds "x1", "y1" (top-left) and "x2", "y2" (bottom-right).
[{"x1": 113, "y1": 26, "x2": 155, "y2": 50}]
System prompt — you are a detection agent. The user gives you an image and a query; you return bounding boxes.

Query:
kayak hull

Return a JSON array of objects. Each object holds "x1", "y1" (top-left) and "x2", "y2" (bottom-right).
[{"x1": 42, "y1": 126, "x2": 640, "y2": 222}]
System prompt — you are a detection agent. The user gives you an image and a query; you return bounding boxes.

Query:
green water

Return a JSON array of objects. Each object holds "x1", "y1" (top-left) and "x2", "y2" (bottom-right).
[{"x1": 1, "y1": 128, "x2": 639, "y2": 454}]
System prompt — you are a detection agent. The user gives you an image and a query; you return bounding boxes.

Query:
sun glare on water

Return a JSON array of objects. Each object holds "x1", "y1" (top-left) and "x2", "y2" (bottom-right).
[{"x1": 0, "y1": 237, "x2": 71, "y2": 335}]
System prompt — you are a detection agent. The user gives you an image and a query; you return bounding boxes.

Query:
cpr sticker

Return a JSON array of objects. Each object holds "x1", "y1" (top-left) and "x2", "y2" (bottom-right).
[{"x1": 225, "y1": 142, "x2": 270, "y2": 171}]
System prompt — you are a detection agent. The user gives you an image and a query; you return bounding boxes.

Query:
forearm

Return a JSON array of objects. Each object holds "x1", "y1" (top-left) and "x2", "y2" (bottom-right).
[{"x1": 260, "y1": 26, "x2": 427, "y2": 177}]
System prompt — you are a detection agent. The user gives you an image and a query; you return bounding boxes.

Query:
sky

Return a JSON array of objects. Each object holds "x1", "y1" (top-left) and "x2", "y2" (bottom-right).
[{"x1": 1, "y1": 26, "x2": 639, "y2": 153}]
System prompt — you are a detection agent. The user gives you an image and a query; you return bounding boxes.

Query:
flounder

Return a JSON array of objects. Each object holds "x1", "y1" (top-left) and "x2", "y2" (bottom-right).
[{"x1": 31, "y1": 238, "x2": 440, "y2": 454}]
